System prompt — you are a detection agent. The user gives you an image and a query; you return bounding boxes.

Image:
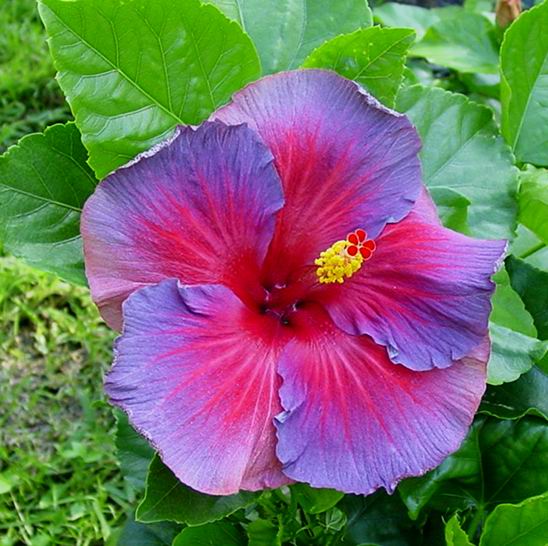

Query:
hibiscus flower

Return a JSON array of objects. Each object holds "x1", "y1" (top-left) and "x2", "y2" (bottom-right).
[{"x1": 81, "y1": 70, "x2": 505, "y2": 496}]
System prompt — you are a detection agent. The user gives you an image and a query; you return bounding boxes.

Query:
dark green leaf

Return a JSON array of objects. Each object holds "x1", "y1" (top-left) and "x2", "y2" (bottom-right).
[
  {"x1": 444, "y1": 515, "x2": 473, "y2": 546},
  {"x1": 340, "y1": 491, "x2": 422, "y2": 545},
  {"x1": 247, "y1": 519, "x2": 281, "y2": 546},
  {"x1": 207, "y1": 0, "x2": 372, "y2": 75},
  {"x1": 411, "y1": 12, "x2": 499, "y2": 74},
  {"x1": 479, "y1": 493, "x2": 548, "y2": 546},
  {"x1": 172, "y1": 521, "x2": 245, "y2": 546},
  {"x1": 0, "y1": 123, "x2": 96, "y2": 284},
  {"x1": 291, "y1": 483, "x2": 344, "y2": 515},
  {"x1": 39, "y1": 0, "x2": 260, "y2": 178},
  {"x1": 116, "y1": 515, "x2": 181, "y2": 546},
  {"x1": 396, "y1": 85, "x2": 518, "y2": 239},
  {"x1": 500, "y1": 0, "x2": 548, "y2": 166},
  {"x1": 303, "y1": 27, "x2": 415, "y2": 107},
  {"x1": 518, "y1": 166, "x2": 548, "y2": 244},
  {"x1": 115, "y1": 410, "x2": 154, "y2": 491},
  {"x1": 481, "y1": 366, "x2": 548, "y2": 420},
  {"x1": 136, "y1": 455, "x2": 255, "y2": 525},
  {"x1": 399, "y1": 417, "x2": 548, "y2": 517},
  {"x1": 507, "y1": 256, "x2": 548, "y2": 339}
]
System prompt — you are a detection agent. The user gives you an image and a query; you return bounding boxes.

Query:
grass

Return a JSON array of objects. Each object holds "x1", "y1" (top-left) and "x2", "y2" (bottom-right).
[{"x1": 0, "y1": 1, "x2": 129, "y2": 544}]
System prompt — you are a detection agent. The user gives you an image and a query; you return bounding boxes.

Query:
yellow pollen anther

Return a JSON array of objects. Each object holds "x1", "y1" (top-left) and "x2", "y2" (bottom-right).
[{"x1": 315, "y1": 229, "x2": 376, "y2": 284}]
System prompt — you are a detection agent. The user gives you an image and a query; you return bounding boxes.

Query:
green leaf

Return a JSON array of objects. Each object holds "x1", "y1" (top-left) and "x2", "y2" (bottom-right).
[
  {"x1": 507, "y1": 256, "x2": 548, "y2": 339},
  {"x1": 464, "y1": 0, "x2": 495, "y2": 13},
  {"x1": 411, "y1": 12, "x2": 499, "y2": 74},
  {"x1": 399, "y1": 421, "x2": 482, "y2": 520},
  {"x1": 39, "y1": 0, "x2": 261, "y2": 178},
  {"x1": 501, "y1": 0, "x2": 548, "y2": 166},
  {"x1": 399, "y1": 417, "x2": 548, "y2": 518},
  {"x1": 302, "y1": 27, "x2": 415, "y2": 107},
  {"x1": 136, "y1": 455, "x2": 255, "y2": 525},
  {"x1": 340, "y1": 491, "x2": 422, "y2": 545},
  {"x1": 247, "y1": 519, "x2": 281, "y2": 546},
  {"x1": 374, "y1": 3, "x2": 455, "y2": 40},
  {"x1": 115, "y1": 410, "x2": 154, "y2": 491},
  {"x1": 479, "y1": 494, "x2": 548, "y2": 546},
  {"x1": 487, "y1": 266, "x2": 546, "y2": 385},
  {"x1": 207, "y1": 0, "x2": 372, "y2": 75},
  {"x1": 291, "y1": 483, "x2": 344, "y2": 515},
  {"x1": 481, "y1": 366, "x2": 548, "y2": 420},
  {"x1": 0, "y1": 123, "x2": 96, "y2": 284},
  {"x1": 518, "y1": 166, "x2": 548, "y2": 245},
  {"x1": 396, "y1": 85, "x2": 518, "y2": 239},
  {"x1": 172, "y1": 522, "x2": 245, "y2": 546},
  {"x1": 444, "y1": 515, "x2": 474, "y2": 546},
  {"x1": 116, "y1": 515, "x2": 181, "y2": 546}
]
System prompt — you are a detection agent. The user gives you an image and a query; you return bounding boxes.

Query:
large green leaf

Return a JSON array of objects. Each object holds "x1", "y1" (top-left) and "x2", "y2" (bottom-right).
[
  {"x1": 487, "y1": 267, "x2": 545, "y2": 385},
  {"x1": 172, "y1": 522, "x2": 244, "y2": 546},
  {"x1": 115, "y1": 411, "x2": 154, "y2": 492},
  {"x1": 341, "y1": 491, "x2": 422, "y2": 546},
  {"x1": 0, "y1": 123, "x2": 96, "y2": 284},
  {"x1": 136, "y1": 455, "x2": 255, "y2": 525},
  {"x1": 411, "y1": 12, "x2": 499, "y2": 74},
  {"x1": 374, "y1": 3, "x2": 457, "y2": 40},
  {"x1": 206, "y1": 0, "x2": 372, "y2": 75},
  {"x1": 115, "y1": 516, "x2": 181, "y2": 546},
  {"x1": 518, "y1": 167, "x2": 548, "y2": 244},
  {"x1": 444, "y1": 515, "x2": 474, "y2": 546},
  {"x1": 291, "y1": 483, "x2": 344, "y2": 515},
  {"x1": 501, "y1": 0, "x2": 548, "y2": 166},
  {"x1": 481, "y1": 366, "x2": 548, "y2": 420},
  {"x1": 302, "y1": 27, "x2": 415, "y2": 107},
  {"x1": 396, "y1": 85, "x2": 517, "y2": 239},
  {"x1": 39, "y1": 0, "x2": 261, "y2": 179},
  {"x1": 399, "y1": 417, "x2": 548, "y2": 518},
  {"x1": 340, "y1": 491, "x2": 422, "y2": 546},
  {"x1": 479, "y1": 494, "x2": 548, "y2": 546},
  {"x1": 507, "y1": 256, "x2": 548, "y2": 339},
  {"x1": 247, "y1": 519, "x2": 281, "y2": 546}
]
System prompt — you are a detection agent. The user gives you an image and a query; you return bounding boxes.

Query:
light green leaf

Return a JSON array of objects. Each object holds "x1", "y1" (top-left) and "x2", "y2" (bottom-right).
[
  {"x1": 291, "y1": 483, "x2": 344, "y2": 515},
  {"x1": 411, "y1": 12, "x2": 499, "y2": 74},
  {"x1": 396, "y1": 85, "x2": 517, "y2": 239},
  {"x1": 0, "y1": 123, "x2": 96, "y2": 284},
  {"x1": 302, "y1": 27, "x2": 415, "y2": 107},
  {"x1": 481, "y1": 365, "x2": 548, "y2": 420},
  {"x1": 374, "y1": 3, "x2": 456, "y2": 40},
  {"x1": 480, "y1": 494, "x2": 548, "y2": 546},
  {"x1": 445, "y1": 515, "x2": 473, "y2": 546},
  {"x1": 207, "y1": 0, "x2": 372, "y2": 75},
  {"x1": 39, "y1": 0, "x2": 261, "y2": 178},
  {"x1": 136, "y1": 455, "x2": 255, "y2": 525},
  {"x1": 247, "y1": 519, "x2": 281, "y2": 546},
  {"x1": 518, "y1": 166, "x2": 548, "y2": 244},
  {"x1": 173, "y1": 522, "x2": 244, "y2": 546},
  {"x1": 464, "y1": 0, "x2": 495, "y2": 13},
  {"x1": 501, "y1": 0, "x2": 548, "y2": 166}
]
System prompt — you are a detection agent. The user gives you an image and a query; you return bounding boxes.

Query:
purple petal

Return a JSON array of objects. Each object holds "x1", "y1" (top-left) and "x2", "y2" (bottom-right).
[
  {"x1": 213, "y1": 69, "x2": 422, "y2": 284},
  {"x1": 317, "y1": 192, "x2": 506, "y2": 371},
  {"x1": 81, "y1": 121, "x2": 284, "y2": 329},
  {"x1": 107, "y1": 280, "x2": 290, "y2": 495},
  {"x1": 276, "y1": 305, "x2": 488, "y2": 495}
]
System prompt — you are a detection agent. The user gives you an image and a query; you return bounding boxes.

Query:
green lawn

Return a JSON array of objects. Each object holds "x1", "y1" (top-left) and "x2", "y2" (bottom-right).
[{"x1": 0, "y1": 1, "x2": 128, "y2": 544}]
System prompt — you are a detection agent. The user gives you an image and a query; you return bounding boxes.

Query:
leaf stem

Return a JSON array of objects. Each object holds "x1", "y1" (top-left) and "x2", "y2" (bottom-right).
[{"x1": 467, "y1": 505, "x2": 485, "y2": 541}]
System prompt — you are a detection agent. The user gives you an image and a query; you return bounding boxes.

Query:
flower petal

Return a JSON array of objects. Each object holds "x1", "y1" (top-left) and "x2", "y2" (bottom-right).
[
  {"x1": 81, "y1": 121, "x2": 284, "y2": 329},
  {"x1": 318, "y1": 193, "x2": 506, "y2": 371},
  {"x1": 107, "y1": 280, "x2": 289, "y2": 495},
  {"x1": 276, "y1": 305, "x2": 488, "y2": 495},
  {"x1": 213, "y1": 69, "x2": 422, "y2": 282}
]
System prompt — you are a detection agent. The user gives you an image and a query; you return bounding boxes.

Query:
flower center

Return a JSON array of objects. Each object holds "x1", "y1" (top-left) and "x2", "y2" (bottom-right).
[{"x1": 315, "y1": 229, "x2": 376, "y2": 284}]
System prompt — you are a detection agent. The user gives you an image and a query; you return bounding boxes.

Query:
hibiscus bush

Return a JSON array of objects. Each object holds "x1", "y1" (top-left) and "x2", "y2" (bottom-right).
[{"x1": 1, "y1": 0, "x2": 547, "y2": 544}]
